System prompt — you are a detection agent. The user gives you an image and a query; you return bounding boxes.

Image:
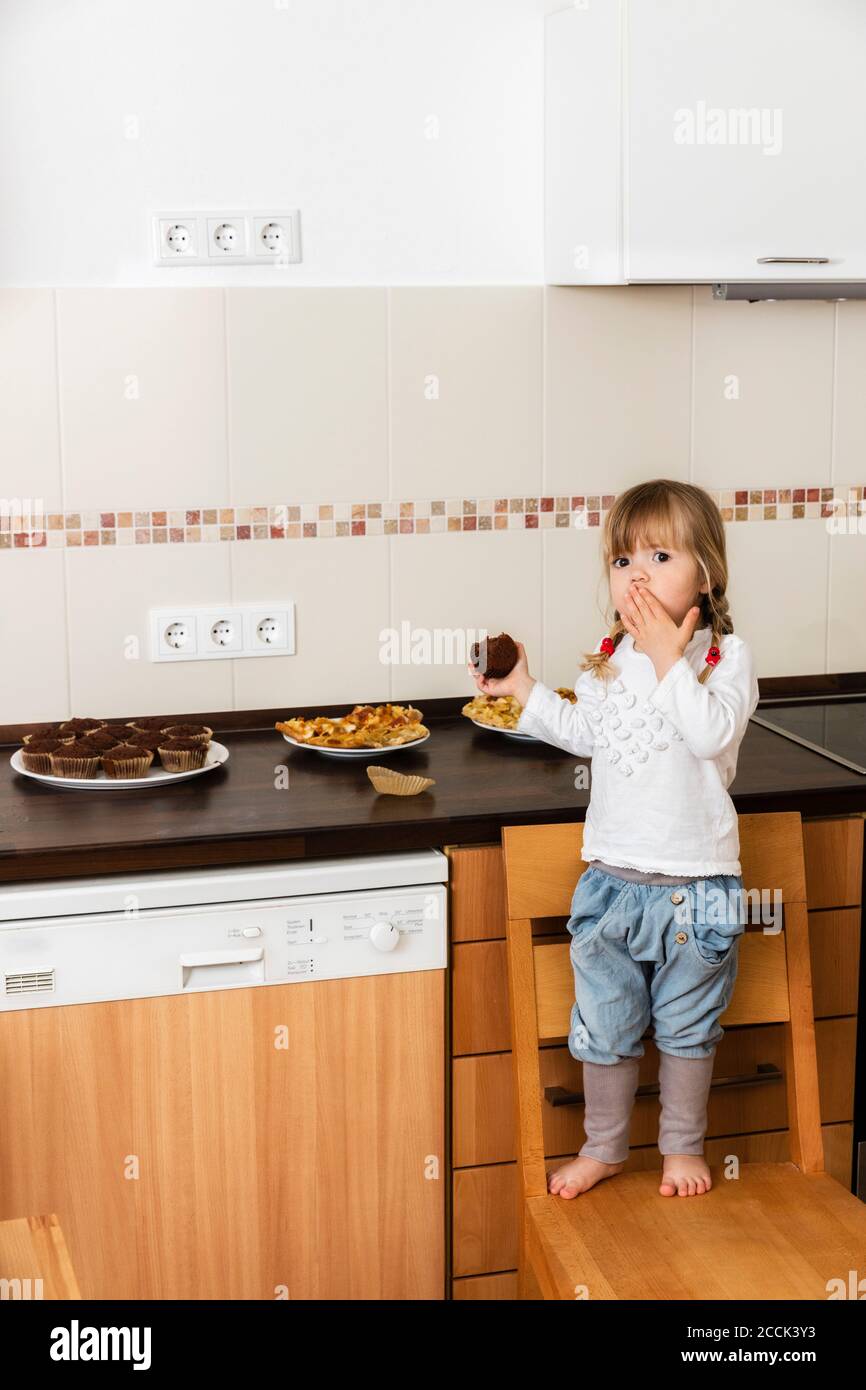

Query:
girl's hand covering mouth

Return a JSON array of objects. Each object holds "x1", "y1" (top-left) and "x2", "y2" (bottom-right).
[{"x1": 620, "y1": 583, "x2": 702, "y2": 665}]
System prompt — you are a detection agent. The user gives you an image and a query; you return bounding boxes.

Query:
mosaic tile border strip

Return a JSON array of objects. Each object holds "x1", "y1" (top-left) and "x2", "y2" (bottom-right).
[{"x1": 1, "y1": 487, "x2": 864, "y2": 548}]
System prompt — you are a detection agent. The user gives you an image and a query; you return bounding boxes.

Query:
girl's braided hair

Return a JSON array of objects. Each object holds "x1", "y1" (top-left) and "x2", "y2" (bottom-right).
[{"x1": 581, "y1": 479, "x2": 734, "y2": 686}]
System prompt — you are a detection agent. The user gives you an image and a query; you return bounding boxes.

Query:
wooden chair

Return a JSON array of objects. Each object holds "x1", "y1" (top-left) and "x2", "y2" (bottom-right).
[
  {"x1": 0, "y1": 1212, "x2": 81, "y2": 1298},
  {"x1": 502, "y1": 810, "x2": 866, "y2": 1300}
]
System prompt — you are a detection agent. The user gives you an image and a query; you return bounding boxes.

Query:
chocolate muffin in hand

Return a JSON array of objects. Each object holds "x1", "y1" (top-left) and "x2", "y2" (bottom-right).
[{"x1": 469, "y1": 632, "x2": 519, "y2": 681}]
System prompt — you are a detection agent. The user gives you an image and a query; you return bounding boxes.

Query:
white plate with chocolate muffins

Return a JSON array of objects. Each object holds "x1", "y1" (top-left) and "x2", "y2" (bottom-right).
[
  {"x1": 11, "y1": 742, "x2": 229, "y2": 788},
  {"x1": 11, "y1": 718, "x2": 229, "y2": 788}
]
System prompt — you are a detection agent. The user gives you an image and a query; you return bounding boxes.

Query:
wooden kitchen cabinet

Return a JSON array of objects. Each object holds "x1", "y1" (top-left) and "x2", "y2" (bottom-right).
[
  {"x1": 0, "y1": 971, "x2": 444, "y2": 1300},
  {"x1": 445, "y1": 818, "x2": 864, "y2": 1299}
]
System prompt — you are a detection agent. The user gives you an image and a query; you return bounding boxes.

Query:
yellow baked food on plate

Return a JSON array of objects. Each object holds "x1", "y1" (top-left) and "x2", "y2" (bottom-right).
[
  {"x1": 276, "y1": 703, "x2": 430, "y2": 759},
  {"x1": 462, "y1": 688, "x2": 576, "y2": 742}
]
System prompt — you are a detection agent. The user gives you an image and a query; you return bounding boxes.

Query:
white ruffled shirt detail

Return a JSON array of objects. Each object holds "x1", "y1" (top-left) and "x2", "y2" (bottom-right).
[{"x1": 515, "y1": 626, "x2": 760, "y2": 877}]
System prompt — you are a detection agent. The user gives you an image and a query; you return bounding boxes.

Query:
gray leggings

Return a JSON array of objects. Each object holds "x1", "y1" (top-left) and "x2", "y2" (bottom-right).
[{"x1": 578, "y1": 1050, "x2": 715, "y2": 1163}]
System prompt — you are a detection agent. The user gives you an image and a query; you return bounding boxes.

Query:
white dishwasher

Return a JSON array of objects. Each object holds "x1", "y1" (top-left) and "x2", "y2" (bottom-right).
[
  {"x1": 0, "y1": 849, "x2": 448, "y2": 1007},
  {"x1": 0, "y1": 850, "x2": 448, "y2": 1301}
]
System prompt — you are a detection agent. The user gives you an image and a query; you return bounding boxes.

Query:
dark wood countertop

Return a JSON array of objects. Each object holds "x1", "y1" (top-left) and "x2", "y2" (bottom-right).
[{"x1": 2, "y1": 698, "x2": 866, "y2": 883}]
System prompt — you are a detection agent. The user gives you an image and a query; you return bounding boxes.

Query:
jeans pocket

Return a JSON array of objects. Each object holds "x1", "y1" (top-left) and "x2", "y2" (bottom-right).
[
  {"x1": 689, "y1": 920, "x2": 740, "y2": 968},
  {"x1": 684, "y1": 878, "x2": 746, "y2": 967},
  {"x1": 567, "y1": 873, "x2": 628, "y2": 953}
]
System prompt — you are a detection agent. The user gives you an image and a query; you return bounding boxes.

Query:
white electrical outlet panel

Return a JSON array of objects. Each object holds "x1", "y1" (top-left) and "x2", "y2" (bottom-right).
[
  {"x1": 150, "y1": 604, "x2": 296, "y2": 662},
  {"x1": 152, "y1": 211, "x2": 301, "y2": 266}
]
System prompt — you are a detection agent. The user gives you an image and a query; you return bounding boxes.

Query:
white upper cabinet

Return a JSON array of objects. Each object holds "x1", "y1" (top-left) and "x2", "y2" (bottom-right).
[{"x1": 545, "y1": 0, "x2": 866, "y2": 284}]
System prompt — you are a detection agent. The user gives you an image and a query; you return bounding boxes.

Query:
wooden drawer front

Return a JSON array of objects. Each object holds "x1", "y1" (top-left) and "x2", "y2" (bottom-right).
[
  {"x1": 452, "y1": 1163, "x2": 517, "y2": 1278},
  {"x1": 453, "y1": 1018, "x2": 856, "y2": 1168},
  {"x1": 453, "y1": 921, "x2": 857, "y2": 1056},
  {"x1": 452, "y1": 940, "x2": 513, "y2": 1054},
  {"x1": 452, "y1": 1123, "x2": 854, "y2": 1281},
  {"x1": 447, "y1": 845, "x2": 507, "y2": 943},
  {"x1": 810, "y1": 908, "x2": 861, "y2": 1016},
  {"x1": 803, "y1": 817, "x2": 863, "y2": 908},
  {"x1": 451, "y1": 1270, "x2": 519, "y2": 1300}
]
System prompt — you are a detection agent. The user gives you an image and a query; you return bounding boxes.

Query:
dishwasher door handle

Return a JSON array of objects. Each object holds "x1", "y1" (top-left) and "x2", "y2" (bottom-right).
[
  {"x1": 179, "y1": 947, "x2": 267, "y2": 990},
  {"x1": 179, "y1": 948, "x2": 264, "y2": 967}
]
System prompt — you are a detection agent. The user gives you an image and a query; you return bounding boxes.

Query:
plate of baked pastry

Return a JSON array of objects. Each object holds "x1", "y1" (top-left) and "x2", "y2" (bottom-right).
[
  {"x1": 462, "y1": 689, "x2": 577, "y2": 742},
  {"x1": 276, "y1": 703, "x2": 430, "y2": 759},
  {"x1": 464, "y1": 629, "x2": 577, "y2": 741},
  {"x1": 11, "y1": 717, "x2": 229, "y2": 788}
]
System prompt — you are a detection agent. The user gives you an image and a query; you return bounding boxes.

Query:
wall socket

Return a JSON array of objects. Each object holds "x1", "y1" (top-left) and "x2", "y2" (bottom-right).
[
  {"x1": 150, "y1": 603, "x2": 296, "y2": 662},
  {"x1": 152, "y1": 211, "x2": 301, "y2": 266}
]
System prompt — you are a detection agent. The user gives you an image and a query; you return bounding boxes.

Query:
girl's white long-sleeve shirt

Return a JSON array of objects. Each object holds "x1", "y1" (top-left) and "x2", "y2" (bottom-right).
[{"x1": 515, "y1": 626, "x2": 760, "y2": 876}]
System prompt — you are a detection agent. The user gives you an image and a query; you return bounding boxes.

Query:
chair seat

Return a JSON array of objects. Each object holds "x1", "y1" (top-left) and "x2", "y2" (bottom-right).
[{"x1": 527, "y1": 1162, "x2": 866, "y2": 1300}]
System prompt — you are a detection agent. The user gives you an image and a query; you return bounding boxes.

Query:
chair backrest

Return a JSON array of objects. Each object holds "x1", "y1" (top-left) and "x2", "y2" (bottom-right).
[{"x1": 501, "y1": 811, "x2": 824, "y2": 1202}]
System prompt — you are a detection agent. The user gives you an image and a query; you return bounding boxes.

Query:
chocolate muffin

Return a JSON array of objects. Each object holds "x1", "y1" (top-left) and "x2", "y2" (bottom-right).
[
  {"x1": 21, "y1": 736, "x2": 72, "y2": 774},
  {"x1": 22, "y1": 722, "x2": 67, "y2": 744},
  {"x1": 49, "y1": 739, "x2": 101, "y2": 778},
  {"x1": 126, "y1": 716, "x2": 175, "y2": 734},
  {"x1": 94, "y1": 723, "x2": 138, "y2": 741},
  {"x1": 157, "y1": 737, "x2": 209, "y2": 772},
  {"x1": 161, "y1": 723, "x2": 212, "y2": 745},
  {"x1": 80, "y1": 729, "x2": 125, "y2": 751},
  {"x1": 469, "y1": 632, "x2": 519, "y2": 680},
  {"x1": 58, "y1": 717, "x2": 106, "y2": 736},
  {"x1": 101, "y1": 743, "x2": 154, "y2": 779},
  {"x1": 125, "y1": 730, "x2": 164, "y2": 752}
]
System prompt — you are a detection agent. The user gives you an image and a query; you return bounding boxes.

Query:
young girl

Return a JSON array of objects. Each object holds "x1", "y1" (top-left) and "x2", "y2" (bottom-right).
[{"x1": 468, "y1": 479, "x2": 759, "y2": 1200}]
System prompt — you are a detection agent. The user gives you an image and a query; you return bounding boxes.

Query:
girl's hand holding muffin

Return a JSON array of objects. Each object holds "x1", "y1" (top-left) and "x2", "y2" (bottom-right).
[{"x1": 466, "y1": 638, "x2": 536, "y2": 707}]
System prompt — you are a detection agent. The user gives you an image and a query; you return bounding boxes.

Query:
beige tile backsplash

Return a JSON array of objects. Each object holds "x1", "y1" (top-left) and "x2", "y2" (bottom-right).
[
  {"x1": 0, "y1": 550, "x2": 69, "y2": 723},
  {"x1": 389, "y1": 530, "x2": 543, "y2": 701},
  {"x1": 58, "y1": 289, "x2": 229, "y2": 512},
  {"x1": 0, "y1": 290, "x2": 62, "y2": 513},
  {"x1": 231, "y1": 535, "x2": 391, "y2": 710},
  {"x1": 63, "y1": 542, "x2": 234, "y2": 718},
  {"x1": 691, "y1": 292, "x2": 836, "y2": 489},
  {"x1": 832, "y1": 304, "x2": 866, "y2": 479},
  {"x1": 2, "y1": 284, "x2": 865, "y2": 723},
  {"x1": 226, "y1": 289, "x2": 389, "y2": 505},
  {"x1": 725, "y1": 520, "x2": 831, "y2": 677},
  {"x1": 544, "y1": 285, "x2": 692, "y2": 493},
  {"x1": 389, "y1": 287, "x2": 542, "y2": 499}
]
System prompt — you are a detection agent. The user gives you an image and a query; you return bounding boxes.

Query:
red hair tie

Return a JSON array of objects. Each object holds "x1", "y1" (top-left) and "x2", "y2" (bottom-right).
[
  {"x1": 599, "y1": 636, "x2": 615, "y2": 655},
  {"x1": 705, "y1": 645, "x2": 721, "y2": 667}
]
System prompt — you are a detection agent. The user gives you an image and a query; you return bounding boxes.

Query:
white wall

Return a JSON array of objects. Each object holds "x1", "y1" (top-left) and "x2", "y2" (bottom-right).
[{"x1": 0, "y1": 0, "x2": 553, "y2": 287}]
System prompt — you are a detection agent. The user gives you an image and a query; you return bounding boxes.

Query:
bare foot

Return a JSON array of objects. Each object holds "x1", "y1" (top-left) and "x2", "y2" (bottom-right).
[
  {"x1": 659, "y1": 1153, "x2": 712, "y2": 1197},
  {"x1": 547, "y1": 1154, "x2": 625, "y2": 1198}
]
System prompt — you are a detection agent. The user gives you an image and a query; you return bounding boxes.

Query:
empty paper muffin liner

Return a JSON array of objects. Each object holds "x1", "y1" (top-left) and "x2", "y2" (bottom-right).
[{"x1": 366, "y1": 765, "x2": 435, "y2": 796}]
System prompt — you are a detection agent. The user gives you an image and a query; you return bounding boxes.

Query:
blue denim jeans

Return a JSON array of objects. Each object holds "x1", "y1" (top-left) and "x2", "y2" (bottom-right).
[{"x1": 565, "y1": 865, "x2": 747, "y2": 1064}]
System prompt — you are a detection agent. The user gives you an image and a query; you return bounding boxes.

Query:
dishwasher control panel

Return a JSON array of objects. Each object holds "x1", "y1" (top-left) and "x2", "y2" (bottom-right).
[{"x1": 0, "y1": 882, "x2": 447, "y2": 1010}]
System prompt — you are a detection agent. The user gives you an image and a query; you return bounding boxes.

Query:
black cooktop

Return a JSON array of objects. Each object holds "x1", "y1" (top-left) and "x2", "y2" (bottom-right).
[{"x1": 751, "y1": 696, "x2": 866, "y2": 775}]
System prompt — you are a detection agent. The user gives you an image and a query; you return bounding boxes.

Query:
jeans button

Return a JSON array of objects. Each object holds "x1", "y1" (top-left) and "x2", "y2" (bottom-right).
[
  {"x1": 675, "y1": 931, "x2": 688, "y2": 944},
  {"x1": 670, "y1": 892, "x2": 684, "y2": 904}
]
